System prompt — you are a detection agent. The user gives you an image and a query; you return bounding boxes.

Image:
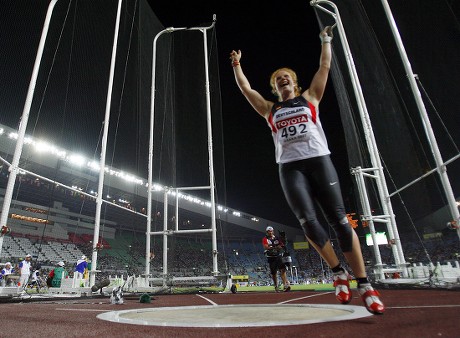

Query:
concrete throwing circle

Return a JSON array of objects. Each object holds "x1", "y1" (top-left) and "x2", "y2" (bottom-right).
[{"x1": 97, "y1": 304, "x2": 372, "y2": 327}]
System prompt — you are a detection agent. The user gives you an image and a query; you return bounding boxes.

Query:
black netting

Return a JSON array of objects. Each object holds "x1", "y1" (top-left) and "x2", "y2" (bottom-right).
[
  {"x1": 0, "y1": 0, "x2": 162, "y2": 176},
  {"x1": 313, "y1": 1, "x2": 460, "y2": 240},
  {"x1": 0, "y1": 1, "x2": 229, "y2": 276},
  {"x1": 152, "y1": 25, "x2": 225, "y2": 197},
  {"x1": 0, "y1": 1, "x2": 225, "y2": 211}
]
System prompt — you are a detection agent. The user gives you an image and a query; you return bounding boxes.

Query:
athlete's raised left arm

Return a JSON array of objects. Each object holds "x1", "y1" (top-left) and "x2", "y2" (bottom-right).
[{"x1": 303, "y1": 26, "x2": 333, "y2": 106}]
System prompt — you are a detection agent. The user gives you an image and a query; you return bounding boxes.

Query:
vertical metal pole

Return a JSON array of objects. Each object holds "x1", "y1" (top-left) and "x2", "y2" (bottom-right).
[
  {"x1": 162, "y1": 189, "x2": 168, "y2": 288},
  {"x1": 352, "y1": 167, "x2": 385, "y2": 280},
  {"x1": 89, "y1": 0, "x2": 123, "y2": 288},
  {"x1": 200, "y1": 17, "x2": 219, "y2": 276},
  {"x1": 380, "y1": 0, "x2": 460, "y2": 240},
  {"x1": 175, "y1": 190, "x2": 179, "y2": 231},
  {"x1": 0, "y1": 0, "x2": 59, "y2": 257},
  {"x1": 146, "y1": 30, "x2": 160, "y2": 279},
  {"x1": 310, "y1": 0, "x2": 408, "y2": 277}
]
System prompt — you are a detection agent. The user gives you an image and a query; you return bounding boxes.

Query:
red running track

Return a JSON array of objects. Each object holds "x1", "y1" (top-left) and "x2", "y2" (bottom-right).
[{"x1": 0, "y1": 288, "x2": 459, "y2": 338}]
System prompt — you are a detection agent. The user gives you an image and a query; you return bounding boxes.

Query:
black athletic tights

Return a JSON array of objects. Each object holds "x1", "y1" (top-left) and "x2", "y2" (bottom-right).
[{"x1": 279, "y1": 155, "x2": 353, "y2": 251}]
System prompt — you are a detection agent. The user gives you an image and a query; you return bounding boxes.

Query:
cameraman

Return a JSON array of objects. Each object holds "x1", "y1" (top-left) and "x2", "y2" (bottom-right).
[{"x1": 262, "y1": 226, "x2": 291, "y2": 292}]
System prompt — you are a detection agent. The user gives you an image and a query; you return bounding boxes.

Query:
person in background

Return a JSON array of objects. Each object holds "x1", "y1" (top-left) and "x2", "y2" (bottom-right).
[
  {"x1": 74, "y1": 255, "x2": 88, "y2": 279},
  {"x1": 18, "y1": 254, "x2": 32, "y2": 289},
  {"x1": 262, "y1": 226, "x2": 291, "y2": 292},
  {"x1": 230, "y1": 25, "x2": 384, "y2": 314},
  {"x1": 47, "y1": 261, "x2": 68, "y2": 288},
  {"x1": 28, "y1": 265, "x2": 41, "y2": 289},
  {"x1": 0, "y1": 262, "x2": 15, "y2": 286}
]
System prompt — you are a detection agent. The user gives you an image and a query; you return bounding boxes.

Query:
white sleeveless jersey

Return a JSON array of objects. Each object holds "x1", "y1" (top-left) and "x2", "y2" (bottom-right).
[{"x1": 267, "y1": 96, "x2": 330, "y2": 163}]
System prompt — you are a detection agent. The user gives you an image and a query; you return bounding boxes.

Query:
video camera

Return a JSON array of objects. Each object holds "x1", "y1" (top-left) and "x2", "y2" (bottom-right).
[
  {"x1": 278, "y1": 230, "x2": 287, "y2": 244},
  {"x1": 278, "y1": 230, "x2": 292, "y2": 267}
]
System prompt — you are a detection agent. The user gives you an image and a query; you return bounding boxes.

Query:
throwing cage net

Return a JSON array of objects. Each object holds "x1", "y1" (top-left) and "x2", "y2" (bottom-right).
[
  {"x1": 313, "y1": 0, "x2": 460, "y2": 284},
  {"x1": 0, "y1": 0, "x2": 230, "y2": 293}
]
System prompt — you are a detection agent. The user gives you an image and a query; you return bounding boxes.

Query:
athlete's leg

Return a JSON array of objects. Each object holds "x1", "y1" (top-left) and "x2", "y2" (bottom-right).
[
  {"x1": 277, "y1": 258, "x2": 290, "y2": 290},
  {"x1": 272, "y1": 273, "x2": 278, "y2": 288},
  {"x1": 281, "y1": 157, "x2": 384, "y2": 314},
  {"x1": 279, "y1": 160, "x2": 340, "y2": 269},
  {"x1": 280, "y1": 268, "x2": 290, "y2": 290},
  {"x1": 268, "y1": 259, "x2": 279, "y2": 291},
  {"x1": 310, "y1": 156, "x2": 367, "y2": 278}
]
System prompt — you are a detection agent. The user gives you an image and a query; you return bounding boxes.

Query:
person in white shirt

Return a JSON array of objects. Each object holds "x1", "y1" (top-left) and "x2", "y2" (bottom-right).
[
  {"x1": 74, "y1": 255, "x2": 88, "y2": 279},
  {"x1": 18, "y1": 254, "x2": 32, "y2": 289},
  {"x1": 0, "y1": 262, "x2": 15, "y2": 286}
]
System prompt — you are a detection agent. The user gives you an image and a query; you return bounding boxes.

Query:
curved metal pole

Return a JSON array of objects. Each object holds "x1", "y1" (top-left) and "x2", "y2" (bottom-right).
[
  {"x1": 147, "y1": 26, "x2": 186, "y2": 279},
  {"x1": 177, "y1": 16, "x2": 219, "y2": 275},
  {"x1": 310, "y1": 0, "x2": 408, "y2": 278},
  {"x1": 198, "y1": 16, "x2": 219, "y2": 276},
  {"x1": 0, "y1": 0, "x2": 59, "y2": 257},
  {"x1": 147, "y1": 16, "x2": 219, "y2": 284}
]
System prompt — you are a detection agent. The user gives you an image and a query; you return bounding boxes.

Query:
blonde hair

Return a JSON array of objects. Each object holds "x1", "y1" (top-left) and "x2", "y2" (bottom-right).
[{"x1": 269, "y1": 67, "x2": 302, "y2": 101}]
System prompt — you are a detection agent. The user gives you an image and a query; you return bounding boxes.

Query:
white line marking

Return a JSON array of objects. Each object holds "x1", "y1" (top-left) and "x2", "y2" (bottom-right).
[
  {"x1": 387, "y1": 305, "x2": 460, "y2": 309},
  {"x1": 196, "y1": 294, "x2": 218, "y2": 306},
  {"x1": 278, "y1": 291, "x2": 335, "y2": 304},
  {"x1": 56, "y1": 308, "x2": 108, "y2": 312}
]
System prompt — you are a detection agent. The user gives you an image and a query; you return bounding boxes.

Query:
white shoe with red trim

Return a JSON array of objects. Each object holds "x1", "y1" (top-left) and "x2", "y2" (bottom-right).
[
  {"x1": 358, "y1": 284, "x2": 385, "y2": 315},
  {"x1": 333, "y1": 271, "x2": 352, "y2": 304}
]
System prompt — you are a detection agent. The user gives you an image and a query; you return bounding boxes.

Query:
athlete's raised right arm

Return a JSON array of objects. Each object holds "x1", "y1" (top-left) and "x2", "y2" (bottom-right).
[{"x1": 230, "y1": 50, "x2": 274, "y2": 120}]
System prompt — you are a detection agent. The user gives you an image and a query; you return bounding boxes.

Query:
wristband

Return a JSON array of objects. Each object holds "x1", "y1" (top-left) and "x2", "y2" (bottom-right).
[
  {"x1": 232, "y1": 60, "x2": 240, "y2": 67},
  {"x1": 321, "y1": 35, "x2": 332, "y2": 44}
]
